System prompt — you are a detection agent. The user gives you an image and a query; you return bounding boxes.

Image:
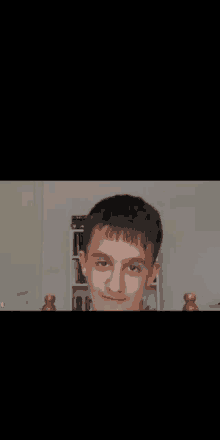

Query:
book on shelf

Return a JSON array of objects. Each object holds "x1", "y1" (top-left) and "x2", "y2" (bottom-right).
[
  {"x1": 85, "y1": 296, "x2": 92, "y2": 311},
  {"x1": 75, "y1": 296, "x2": 83, "y2": 311},
  {"x1": 75, "y1": 260, "x2": 87, "y2": 284},
  {"x1": 79, "y1": 262, "x2": 87, "y2": 284},
  {"x1": 75, "y1": 260, "x2": 80, "y2": 283},
  {"x1": 73, "y1": 260, "x2": 78, "y2": 284},
  {"x1": 77, "y1": 233, "x2": 80, "y2": 255},
  {"x1": 71, "y1": 215, "x2": 86, "y2": 230},
  {"x1": 73, "y1": 232, "x2": 79, "y2": 256},
  {"x1": 80, "y1": 271, "x2": 87, "y2": 284},
  {"x1": 79, "y1": 232, "x2": 83, "y2": 250},
  {"x1": 73, "y1": 231, "x2": 84, "y2": 256},
  {"x1": 71, "y1": 215, "x2": 87, "y2": 286}
]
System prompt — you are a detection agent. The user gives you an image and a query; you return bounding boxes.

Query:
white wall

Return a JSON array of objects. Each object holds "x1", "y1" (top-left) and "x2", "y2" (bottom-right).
[
  {"x1": 0, "y1": 181, "x2": 44, "y2": 310},
  {"x1": 1, "y1": 181, "x2": 219, "y2": 311},
  {"x1": 42, "y1": 181, "x2": 220, "y2": 311}
]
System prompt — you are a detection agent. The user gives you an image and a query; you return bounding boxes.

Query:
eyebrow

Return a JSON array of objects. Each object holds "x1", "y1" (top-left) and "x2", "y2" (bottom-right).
[{"x1": 91, "y1": 252, "x2": 145, "y2": 265}]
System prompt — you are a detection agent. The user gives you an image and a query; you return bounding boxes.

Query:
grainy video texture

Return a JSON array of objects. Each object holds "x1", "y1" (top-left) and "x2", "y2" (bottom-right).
[{"x1": 0, "y1": 181, "x2": 219, "y2": 311}]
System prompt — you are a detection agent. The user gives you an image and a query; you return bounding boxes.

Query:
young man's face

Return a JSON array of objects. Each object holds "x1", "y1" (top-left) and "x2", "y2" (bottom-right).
[{"x1": 79, "y1": 226, "x2": 160, "y2": 310}]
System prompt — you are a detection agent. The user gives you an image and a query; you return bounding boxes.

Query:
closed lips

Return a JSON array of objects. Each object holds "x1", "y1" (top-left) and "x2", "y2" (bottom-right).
[{"x1": 102, "y1": 294, "x2": 126, "y2": 301}]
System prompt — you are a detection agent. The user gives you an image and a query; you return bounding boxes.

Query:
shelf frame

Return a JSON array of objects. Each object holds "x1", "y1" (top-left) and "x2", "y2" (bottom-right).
[{"x1": 70, "y1": 228, "x2": 89, "y2": 310}]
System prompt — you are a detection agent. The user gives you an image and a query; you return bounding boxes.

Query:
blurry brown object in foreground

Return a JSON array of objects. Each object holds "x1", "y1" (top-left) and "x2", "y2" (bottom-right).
[
  {"x1": 182, "y1": 293, "x2": 199, "y2": 311},
  {"x1": 41, "y1": 294, "x2": 57, "y2": 311}
]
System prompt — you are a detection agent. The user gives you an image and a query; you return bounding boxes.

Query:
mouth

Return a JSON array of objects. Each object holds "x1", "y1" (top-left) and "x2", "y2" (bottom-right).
[{"x1": 101, "y1": 294, "x2": 126, "y2": 302}]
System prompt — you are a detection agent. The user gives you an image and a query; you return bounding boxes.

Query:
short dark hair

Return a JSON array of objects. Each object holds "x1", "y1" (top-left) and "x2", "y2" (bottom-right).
[{"x1": 82, "y1": 194, "x2": 163, "y2": 266}]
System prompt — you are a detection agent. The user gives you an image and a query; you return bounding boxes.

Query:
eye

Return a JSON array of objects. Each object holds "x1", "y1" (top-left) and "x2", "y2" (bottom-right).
[
  {"x1": 95, "y1": 261, "x2": 110, "y2": 267},
  {"x1": 128, "y1": 264, "x2": 142, "y2": 273}
]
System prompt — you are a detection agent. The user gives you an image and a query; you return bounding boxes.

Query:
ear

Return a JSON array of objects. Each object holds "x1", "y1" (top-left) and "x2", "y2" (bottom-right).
[{"x1": 146, "y1": 262, "x2": 161, "y2": 287}]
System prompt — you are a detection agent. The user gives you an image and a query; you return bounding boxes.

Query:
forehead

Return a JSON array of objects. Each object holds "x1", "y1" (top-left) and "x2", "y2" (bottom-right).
[{"x1": 88, "y1": 227, "x2": 148, "y2": 261}]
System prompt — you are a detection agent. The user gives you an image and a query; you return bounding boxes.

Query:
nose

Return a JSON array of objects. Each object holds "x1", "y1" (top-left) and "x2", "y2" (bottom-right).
[{"x1": 107, "y1": 266, "x2": 124, "y2": 295}]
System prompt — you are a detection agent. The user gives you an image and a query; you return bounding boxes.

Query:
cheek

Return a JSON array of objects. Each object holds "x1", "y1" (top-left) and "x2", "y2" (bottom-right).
[
  {"x1": 91, "y1": 269, "x2": 111, "y2": 289},
  {"x1": 124, "y1": 274, "x2": 142, "y2": 295}
]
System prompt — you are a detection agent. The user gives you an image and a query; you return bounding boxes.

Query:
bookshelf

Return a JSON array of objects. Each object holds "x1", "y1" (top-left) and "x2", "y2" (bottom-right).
[{"x1": 70, "y1": 216, "x2": 89, "y2": 311}]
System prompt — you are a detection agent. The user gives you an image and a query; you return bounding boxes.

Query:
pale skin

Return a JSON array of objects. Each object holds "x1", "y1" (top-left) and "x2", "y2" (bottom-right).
[{"x1": 79, "y1": 226, "x2": 161, "y2": 311}]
